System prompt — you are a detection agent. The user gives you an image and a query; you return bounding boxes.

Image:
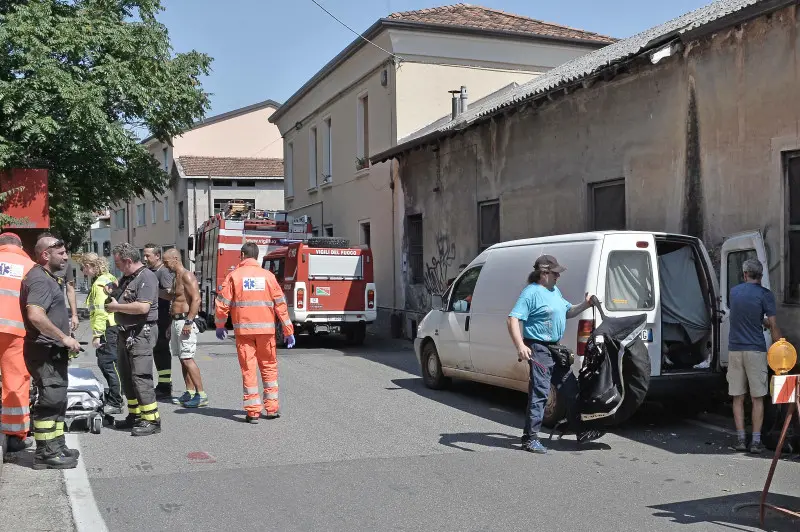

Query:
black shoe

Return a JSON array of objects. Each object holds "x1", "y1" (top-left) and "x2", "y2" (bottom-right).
[
  {"x1": 521, "y1": 434, "x2": 531, "y2": 446},
  {"x1": 32, "y1": 452, "x2": 78, "y2": 470},
  {"x1": 577, "y1": 430, "x2": 605, "y2": 444},
  {"x1": 245, "y1": 414, "x2": 260, "y2": 424},
  {"x1": 60, "y1": 446, "x2": 80, "y2": 459},
  {"x1": 154, "y1": 385, "x2": 173, "y2": 400},
  {"x1": 115, "y1": 415, "x2": 139, "y2": 430},
  {"x1": 131, "y1": 420, "x2": 161, "y2": 437},
  {"x1": 6, "y1": 435, "x2": 33, "y2": 453},
  {"x1": 264, "y1": 411, "x2": 280, "y2": 420}
]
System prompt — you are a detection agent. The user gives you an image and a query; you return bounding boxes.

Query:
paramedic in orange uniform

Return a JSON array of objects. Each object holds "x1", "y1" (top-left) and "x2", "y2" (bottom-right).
[
  {"x1": 0, "y1": 233, "x2": 35, "y2": 452},
  {"x1": 214, "y1": 242, "x2": 295, "y2": 423}
]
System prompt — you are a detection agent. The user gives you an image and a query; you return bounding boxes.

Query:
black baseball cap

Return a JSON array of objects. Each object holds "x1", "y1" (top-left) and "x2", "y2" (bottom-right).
[{"x1": 534, "y1": 255, "x2": 566, "y2": 273}]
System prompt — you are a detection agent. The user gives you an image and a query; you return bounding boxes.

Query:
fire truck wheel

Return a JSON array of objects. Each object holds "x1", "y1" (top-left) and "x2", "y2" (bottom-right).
[{"x1": 421, "y1": 341, "x2": 450, "y2": 390}]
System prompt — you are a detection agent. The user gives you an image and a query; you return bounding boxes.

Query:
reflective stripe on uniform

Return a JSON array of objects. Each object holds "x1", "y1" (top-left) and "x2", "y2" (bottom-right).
[
  {"x1": 33, "y1": 419, "x2": 57, "y2": 441},
  {"x1": 230, "y1": 300, "x2": 274, "y2": 308},
  {"x1": 0, "y1": 317, "x2": 24, "y2": 329},
  {"x1": 34, "y1": 420, "x2": 55, "y2": 429},
  {"x1": 264, "y1": 381, "x2": 278, "y2": 388},
  {"x1": 263, "y1": 392, "x2": 279, "y2": 400},
  {"x1": 274, "y1": 296, "x2": 286, "y2": 304},
  {"x1": 34, "y1": 430, "x2": 60, "y2": 441},
  {"x1": 243, "y1": 386, "x2": 258, "y2": 395},
  {"x1": 140, "y1": 403, "x2": 158, "y2": 412},
  {"x1": 54, "y1": 421, "x2": 65, "y2": 438},
  {"x1": 128, "y1": 399, "x2": 139, "y2": 405},
  {"x1": 216, "y1": 295, "x2": 231, "y2": 305},
  {"x1": 1, "y1": 422, "x2": 28, "y2": 433},
  {"x1": 282, "y1": 320, "x2": 292, "y2": 327},
  {"x1": 157, "y1": 369, "x2": 171, "y2": 383},
  {"x1": 233, "y1": 322, "x2": 275, "y2": 330},
  {"x1": 2, "y1": 406, "x2": 29, "y2": 415},
  {"x1": 0, "y1": 288, "x2": 21, "y2": 297},
  {"x1": 243, "y1": 398, "x2": 261, "y2": 407},
  {"x1": 141, "y1": 410, "x2": 160, "y2": 421}
]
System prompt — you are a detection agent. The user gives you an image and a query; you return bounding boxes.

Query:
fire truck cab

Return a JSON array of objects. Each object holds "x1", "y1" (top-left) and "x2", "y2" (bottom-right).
[{"x1": 262, "y1": 238, "x2": 376, "y2": 345}]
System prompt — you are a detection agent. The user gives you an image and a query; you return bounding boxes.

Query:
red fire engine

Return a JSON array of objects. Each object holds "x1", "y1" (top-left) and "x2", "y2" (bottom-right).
[
  {"x1": 194, "y1": 202, "x2": 312, "y2": 326},
  {"x1": 262, "y1": 239, "x2": 376, "y2": 345}
]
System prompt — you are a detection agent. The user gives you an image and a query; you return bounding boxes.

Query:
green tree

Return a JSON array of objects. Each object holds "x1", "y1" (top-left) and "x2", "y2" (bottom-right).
[
  {"x1": 0, "y1": 0, "x2": 212, "y2": 248},
  {"x1": 0, "y1": 187, "x2": 25, "y2": 227}
]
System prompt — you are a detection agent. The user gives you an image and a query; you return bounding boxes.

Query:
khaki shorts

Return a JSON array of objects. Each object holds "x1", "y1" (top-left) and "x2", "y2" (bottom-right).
[
  {"x1": 727, "y1": 350, "x2": 768, "y2": 397},
  {"x1": 170, "y1": 319, "x2": 198, "y2": 360}
]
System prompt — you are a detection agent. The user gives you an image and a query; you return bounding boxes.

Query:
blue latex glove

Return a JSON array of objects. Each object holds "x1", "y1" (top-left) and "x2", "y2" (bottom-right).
[
  {"x1": 285, "y1": 334, "x2": 296, "y2": 349},
  {"x1": 216, "y1": 327, "x2": 227, "y2": 340}
]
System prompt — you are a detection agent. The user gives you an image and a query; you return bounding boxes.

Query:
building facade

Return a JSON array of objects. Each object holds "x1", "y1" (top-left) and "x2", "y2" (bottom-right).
[
  {"x1": 269, "y1": 4, "x2": 614, "y2": 334},
  {"x1": 372, "y1": 0, "x2": 800, "y2": 339}
]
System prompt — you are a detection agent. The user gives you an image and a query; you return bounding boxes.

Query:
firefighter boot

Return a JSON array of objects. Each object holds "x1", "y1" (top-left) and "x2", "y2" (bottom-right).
[
  {"x1": 5, "y1": 435, "x2": 33, "y2": 453},
  {"x1": 57, "y1": 435, "x2": 80, "y2": 459},
  {"x1": 114, "y1": 414, "x2": 139, "y2": 430},
  {"x1": 131, "y1": 419, "x2": 161, "y2": 437}
]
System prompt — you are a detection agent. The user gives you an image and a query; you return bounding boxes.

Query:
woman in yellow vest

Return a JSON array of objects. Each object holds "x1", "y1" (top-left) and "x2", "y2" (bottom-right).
[{"x1": 80, "y1": 253, "x2": 123, "y2": 414}]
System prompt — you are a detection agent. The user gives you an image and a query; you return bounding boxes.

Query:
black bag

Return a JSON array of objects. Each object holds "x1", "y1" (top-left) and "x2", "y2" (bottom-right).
[
  {"x1": 546, "y1": 344, "x2": 574, "y2": 369},
  {"x1": 193, "y1": 317, "x2": 208, "y2": 334}
]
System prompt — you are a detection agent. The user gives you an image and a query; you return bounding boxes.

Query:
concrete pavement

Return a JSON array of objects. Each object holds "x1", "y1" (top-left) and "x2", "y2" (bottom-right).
[{"x1": 2, "y1": 325, "x2": 799, "y2": 531}]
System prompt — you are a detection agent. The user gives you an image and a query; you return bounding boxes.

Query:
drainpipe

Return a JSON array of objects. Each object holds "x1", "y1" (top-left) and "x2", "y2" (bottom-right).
[{"x1": 192, "y1": 179, "x2": 198, "y2": 265}]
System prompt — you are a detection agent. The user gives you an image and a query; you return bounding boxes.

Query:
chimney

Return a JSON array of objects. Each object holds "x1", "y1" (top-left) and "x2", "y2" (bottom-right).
[
  {"x1": 459, "y1": 85, "x2": 468, "y2": 114},
  {"x1": 448, "y1": 90, "x2": 460, "y2": 119}
]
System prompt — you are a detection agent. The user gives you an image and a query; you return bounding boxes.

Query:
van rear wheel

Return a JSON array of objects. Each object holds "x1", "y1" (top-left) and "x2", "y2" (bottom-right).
[{"x1": 421, "y1": 342, "x2": 450, "y2": 390}]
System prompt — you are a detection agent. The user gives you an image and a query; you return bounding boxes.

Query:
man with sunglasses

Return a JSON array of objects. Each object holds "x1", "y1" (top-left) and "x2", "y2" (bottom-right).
[
  {"x1": 21, "y1": 236, "x2": 83, "y2": 469},
  {"x1": 506, "y1": 255, "x2": 601, "y2": 454}
]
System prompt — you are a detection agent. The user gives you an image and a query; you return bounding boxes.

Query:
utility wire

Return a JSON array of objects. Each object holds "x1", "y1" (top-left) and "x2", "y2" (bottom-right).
[{"x1": 308, "y1": 0, "x2": 402, "y2": 62}]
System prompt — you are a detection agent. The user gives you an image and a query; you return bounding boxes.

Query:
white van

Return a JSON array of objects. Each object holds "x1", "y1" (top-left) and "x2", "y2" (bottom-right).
[{"x1": 414, "y1": 230, "x2": 771, "y2": 425}]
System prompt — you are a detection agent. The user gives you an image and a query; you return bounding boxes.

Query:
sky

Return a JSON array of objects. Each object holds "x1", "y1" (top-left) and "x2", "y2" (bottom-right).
[{"x1": 157, "y1": 0, "x2": 713, "y2": 118}]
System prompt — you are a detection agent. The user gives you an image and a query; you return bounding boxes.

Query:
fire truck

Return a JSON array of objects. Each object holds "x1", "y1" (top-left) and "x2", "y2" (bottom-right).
[
  {"x1": 262, "y1": 238, "x2": 376, "y2": 345},
  {"x1": 194, "y1": 202, "x2": 312, "y2": 326}
]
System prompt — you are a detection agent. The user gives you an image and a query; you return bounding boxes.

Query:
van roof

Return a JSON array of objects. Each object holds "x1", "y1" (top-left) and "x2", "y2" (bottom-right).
[{"x1": 485, "y1": 230, "x2": 697, "y2": 251}]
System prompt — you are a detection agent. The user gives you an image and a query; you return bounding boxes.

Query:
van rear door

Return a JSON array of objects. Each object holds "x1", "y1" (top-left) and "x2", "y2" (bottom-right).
[
  {"x1": 597, "y1": 233, "x2": 661, "y2": 376},
  {"x1": 718, "y1": 231, "x2": 771, "y2": 368}
]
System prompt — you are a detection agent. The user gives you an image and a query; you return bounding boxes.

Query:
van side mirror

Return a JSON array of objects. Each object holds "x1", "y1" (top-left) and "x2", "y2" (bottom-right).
[{"x1": 431, "y1": 294, "x2": 444, "y2": 310}]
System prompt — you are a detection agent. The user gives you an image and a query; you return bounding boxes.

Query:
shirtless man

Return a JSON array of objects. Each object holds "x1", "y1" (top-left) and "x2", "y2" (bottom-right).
[{"x1": 163, "y1": 249, "x2": 207, "y2": 408}]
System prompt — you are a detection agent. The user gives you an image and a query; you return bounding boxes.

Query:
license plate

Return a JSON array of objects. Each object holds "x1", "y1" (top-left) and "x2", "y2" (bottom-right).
[
  {"x1": 327, "y1": 316, "x2": 343, "y2": 322},
  {"x1": 641, "y1": 329, "x2": 653, "y2": 342}
]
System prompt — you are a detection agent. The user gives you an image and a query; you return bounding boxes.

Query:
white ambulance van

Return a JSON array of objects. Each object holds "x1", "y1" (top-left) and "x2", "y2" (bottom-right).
[{"x1": 414, "y1": 230, "x2": 771, "y2": 425}]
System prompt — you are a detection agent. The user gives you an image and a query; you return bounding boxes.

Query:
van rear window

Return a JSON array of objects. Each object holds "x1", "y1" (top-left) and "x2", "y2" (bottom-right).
[{"x1": 605, "y1": 251, "x2": 654, "y2": 311}]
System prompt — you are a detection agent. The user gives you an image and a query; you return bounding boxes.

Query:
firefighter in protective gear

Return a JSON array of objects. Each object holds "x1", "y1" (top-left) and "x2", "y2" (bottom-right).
[
  {"x1": 0, "y1": 233, "x2": 35, "y2": 453},
  {"x1": 214, "y1": 242, "x2": 295, "y2": 423}
]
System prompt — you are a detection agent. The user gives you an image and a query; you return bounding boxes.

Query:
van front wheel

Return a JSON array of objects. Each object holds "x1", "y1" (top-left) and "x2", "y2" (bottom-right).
[{"x1": 421, "y1": 342, "x2": 450, "y2": 390}]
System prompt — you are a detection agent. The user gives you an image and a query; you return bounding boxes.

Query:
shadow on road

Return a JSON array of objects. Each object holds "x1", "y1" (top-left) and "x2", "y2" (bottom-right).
[
  {"x1": 172, "y1": 406, "x2": 251, "y2": 424},
  {"x1": 649, "y1": 491, "x2": 800, "y2": 532}
]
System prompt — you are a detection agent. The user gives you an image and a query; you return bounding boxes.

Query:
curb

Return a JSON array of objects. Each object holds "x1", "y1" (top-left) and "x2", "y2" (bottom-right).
[{"x1": 0, "y1": 434, "x2": 5, "y2": 481}]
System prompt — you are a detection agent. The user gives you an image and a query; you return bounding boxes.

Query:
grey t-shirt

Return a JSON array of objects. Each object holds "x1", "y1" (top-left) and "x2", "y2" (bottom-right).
[
  {"x1": 116, "y1": 267, "x2": 159, "y2": 327},
  {"x1": 21, "y1": 265, "x2": 70, "y2": 345},
  {"x1": 151, "y1": 264, "x2": 175, "y2": 300}
]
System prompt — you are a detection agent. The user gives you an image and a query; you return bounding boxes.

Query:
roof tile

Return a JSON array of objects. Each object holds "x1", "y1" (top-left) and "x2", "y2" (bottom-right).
[{"x1": 177, "y1": 156, "x2": 283, "y2": 178}]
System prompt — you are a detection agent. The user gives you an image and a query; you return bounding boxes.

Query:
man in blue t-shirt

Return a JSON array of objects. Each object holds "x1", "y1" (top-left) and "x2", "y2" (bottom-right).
[
  {"x1": 727, "y1": 258, "x2": 781, "y2": 454},
  {"x1": 506, "y1": 255, "x2": 598, "y2": 454}
]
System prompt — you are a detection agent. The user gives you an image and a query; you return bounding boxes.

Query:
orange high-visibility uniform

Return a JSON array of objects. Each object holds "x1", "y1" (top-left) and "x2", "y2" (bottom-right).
[
  {"x1": 214, "y1": 258, "x2": 293, "y2": 416},
  {"x1": 0, "y1": 244, "x2": 35, "y2": 438}
]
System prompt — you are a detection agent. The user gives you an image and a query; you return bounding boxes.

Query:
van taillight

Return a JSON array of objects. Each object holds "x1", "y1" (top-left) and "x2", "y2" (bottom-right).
[
  {"x1": 367, "y1": 289, "x2": 375, "y2": 309},
  {"x1": 296, "y1": 288, "x2": 305, "y2": 309},
  {"x1": 576, "y1": 319, "x2": 594, "y2": 355}
]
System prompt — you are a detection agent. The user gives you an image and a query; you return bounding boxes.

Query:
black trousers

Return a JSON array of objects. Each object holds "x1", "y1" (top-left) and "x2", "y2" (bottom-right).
[
  {"x1": 153, "y1": 313, "x2": 172, "y2": 389},
  {"x1": 96, "y1": 325, "x2": 122, "y2": 408},
  {"x1": 24, "y1": 342, "x2": 68, "y2": 458},
  {"x1": 118, "y1": 324, "x2": 160, "y2": 423}
]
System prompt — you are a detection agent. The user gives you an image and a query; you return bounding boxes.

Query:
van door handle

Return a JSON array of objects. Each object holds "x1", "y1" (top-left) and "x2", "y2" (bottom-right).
[{"x1": 465, "y1": 316, "x2": 470, "y2": 332}]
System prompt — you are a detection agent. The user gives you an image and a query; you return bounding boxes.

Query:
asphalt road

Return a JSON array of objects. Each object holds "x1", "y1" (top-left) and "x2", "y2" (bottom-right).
[{"x1": 60, "y1": 331, "x2": 800, "y2": 531}]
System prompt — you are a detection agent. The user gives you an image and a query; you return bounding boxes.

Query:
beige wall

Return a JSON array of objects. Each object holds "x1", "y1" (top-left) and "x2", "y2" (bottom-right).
[{"x1": 173, "y1": 107, "x2": 281, "y2": 158}]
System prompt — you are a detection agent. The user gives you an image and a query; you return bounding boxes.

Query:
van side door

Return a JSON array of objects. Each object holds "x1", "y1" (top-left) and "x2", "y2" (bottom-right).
[
  {"x1": 719, "y1": 231, "x2": 771, "y2": 368},
  {"x1": 436, "y1": 265, "x2": 482, "y2": 372}
]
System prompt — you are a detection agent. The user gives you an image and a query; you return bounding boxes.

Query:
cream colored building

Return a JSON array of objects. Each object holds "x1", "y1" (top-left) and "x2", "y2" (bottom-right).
[
  {"x1": 110, "y1": 99, "x2": 284, "y2": 267},
  {"x1": 269, "y1": 4, "x2": 614, "y2": 334}
]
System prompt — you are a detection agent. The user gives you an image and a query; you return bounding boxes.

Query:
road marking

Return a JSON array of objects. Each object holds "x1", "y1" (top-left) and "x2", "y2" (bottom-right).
[
  {"x1": 685, "y1": 418, "x2": 737, "y2": 436},
  {"x1": 63, "y1": 434, "x2": 109, "y2": 532}
]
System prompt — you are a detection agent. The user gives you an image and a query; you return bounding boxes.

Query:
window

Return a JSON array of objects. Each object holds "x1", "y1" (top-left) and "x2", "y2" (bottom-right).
[
  {"x1": 590, "y1": 179, "x2": 626, "y2": 231},
  {"x1": 605, "y1": 251, "x2": 655, "y2": 311},
  {"x1": 408, "y1": 214, "x2": 423, "y2": 284},
  {"x1": 164, "y1": 196, "x2": 170, "y2": 222},
  {"x1": 115, "y1": 208, "x2": 126, "y2": 229},
  {"x1": 727, "y1": 249, "x2": 758, "y2": 303},
  {"x1": 285, "y1": 142, "x2": 294, "y2": 197},
  {"x1": 449, "y1": 266, "x2": 482, "y2": 313},
  {"x1": 162, "y1": 147, "x2": 168, "y2": 172},
  {"x1": 178, "y1": 201, "x2": 185, "y2": 229},
  {"x1": 312, "y1": 227, "x2": 320, "y2": 237},
  {"x1": 324, "y1": 225, "x2": 334, "y2": 237},
  {"x1": 361, "y1": 222, "x2": 371, "y2": 248},
  {"x1": 213, "y1": 198, "x2": 255, "y2": 216},
  {"x1": 357, "y1": 94, "x2": 369, "y2": 170},
  {"x1": 479, "y1": 200, "x2": 500, "y2": 251},
  {"x1": 322, "y1": 117, "x2": 332, "y2": 184},
  {"x1": 786, "y1": 153, "x2": 800, "y2": 302},
  {"x1": 151, "y1": 200, "x2": 157, "y2": 224},
  {"x1": 136, "y1": 204, "x2": 146, "y2": 227},
  {"x1": 102, "y1": 241, "x2": 111, "y2": 256},
  {"x1": 237, "y1": 180, "x2": 256, "y2": 188},
  {"x1": 309, "y1": 126, "x2": 318, "y2": 189},
  {"x1": 213, "y1": 179, "x2": 233, "y2": 187},
  {"x1": 92, "y1": 242, "x2": 99, "y2": 254}
]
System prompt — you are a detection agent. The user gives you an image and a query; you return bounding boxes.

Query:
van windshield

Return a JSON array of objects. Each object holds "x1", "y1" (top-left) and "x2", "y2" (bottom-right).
[{"x1": 605, "y1": 251, "x2": 654, "y2": 311}]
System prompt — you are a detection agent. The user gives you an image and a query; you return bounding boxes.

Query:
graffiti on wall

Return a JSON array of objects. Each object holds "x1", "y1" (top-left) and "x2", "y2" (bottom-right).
[{"x1": 423, "y1": 233, "x2": 456, "y2": 297}]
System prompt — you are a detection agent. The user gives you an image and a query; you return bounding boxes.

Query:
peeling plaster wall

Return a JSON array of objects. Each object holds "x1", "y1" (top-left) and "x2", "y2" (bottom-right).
[{"x1": 399, "y1": 6, "x2": 800, "y2": 336}]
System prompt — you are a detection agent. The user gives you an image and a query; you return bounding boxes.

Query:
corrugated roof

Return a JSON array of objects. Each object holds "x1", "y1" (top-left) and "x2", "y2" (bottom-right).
[
  {"x1": 373, "y1": 0, "x2": 780, "y2": 162},
  {"x1": 177, "y1": 156, "x2": 283, "y2": 178}
]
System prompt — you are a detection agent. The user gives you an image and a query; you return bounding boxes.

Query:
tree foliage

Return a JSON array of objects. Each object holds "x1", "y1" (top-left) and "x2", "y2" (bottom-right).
[
  {"x1": 0, "y1": 187, "x2": 25, "y2": 227},
  {"x1": 0, "y1": 0, "x2": 212, "y2": 246}
]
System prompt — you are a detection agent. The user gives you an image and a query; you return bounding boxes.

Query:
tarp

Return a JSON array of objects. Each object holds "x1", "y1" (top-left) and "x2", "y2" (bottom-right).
[{"x1": 658, "y1": 247, "x2": 711, "y2": 344}]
